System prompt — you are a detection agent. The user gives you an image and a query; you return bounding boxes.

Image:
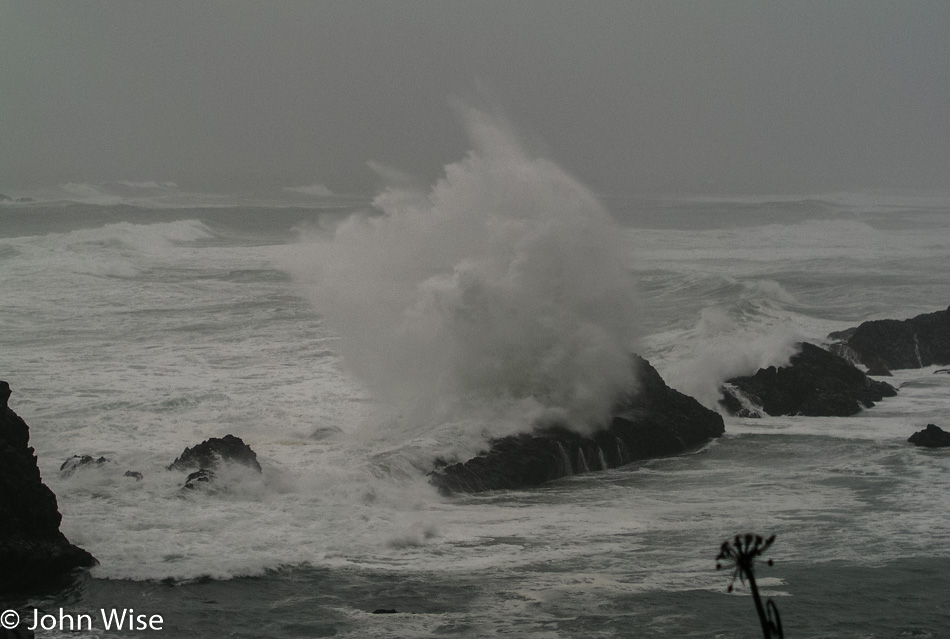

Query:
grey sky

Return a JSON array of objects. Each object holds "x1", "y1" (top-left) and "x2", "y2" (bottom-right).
[{"x1": 2, "y1": 1, "x2": 948, "y2": 196}]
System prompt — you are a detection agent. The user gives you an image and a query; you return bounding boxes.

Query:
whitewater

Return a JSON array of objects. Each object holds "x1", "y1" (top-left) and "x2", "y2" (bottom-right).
[{"x1": 2, "y1": 134, "x2": 950, "y2": 635}]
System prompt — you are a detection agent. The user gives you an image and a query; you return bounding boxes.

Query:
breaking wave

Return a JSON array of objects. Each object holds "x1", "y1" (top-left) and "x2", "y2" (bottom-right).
[{"x1": 280, "y1": 107, "x2": 640, "y2": 456}]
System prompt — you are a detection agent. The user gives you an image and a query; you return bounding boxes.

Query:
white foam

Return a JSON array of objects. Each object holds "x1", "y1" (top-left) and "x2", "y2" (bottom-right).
[
  {"x1": 5, "y1": 182, "x2": 360, "y2": 209},
  {"x1": 4, "y1": 186, "x2": 950, "y2": 589},
  {"x1": 652, "y1": 306, "x2": 801, "y2": 408},
  {"x1": 278, "y1": 106, "x2": 641, "y2": 458}
]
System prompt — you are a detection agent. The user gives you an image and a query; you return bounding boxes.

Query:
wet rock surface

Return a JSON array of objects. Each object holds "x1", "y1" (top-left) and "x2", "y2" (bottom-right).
[
  {"x1": 168, "y1": 434, "x2": 262, "y2": 473},
  {"x1": 59, "y1": 454, "x2": 111, "y2": 478},
  {"x1": 182, "y1": 468, "x2": 216, "y2": 490},
  {"x1": 720, "y1": 342, "x2": 897, "y2": 417},
  {"x1": 908, "y1": 424, "x2": 950, "y2": 448},
  {"x1": 829, "y1": 305, "x2": 950, "y2": 371},
  {"x1": 429, "y1": 356, "x2": 725, "y2": 493},
  {"x1": 0, "y1": 381, "x2": 96, "y2": 594}
]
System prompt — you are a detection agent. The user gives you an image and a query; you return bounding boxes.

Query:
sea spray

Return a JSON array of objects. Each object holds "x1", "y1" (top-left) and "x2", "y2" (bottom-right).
[
  {"x1": 662, "y1": 306, "x2": 801, "y2": 409},
  {"x1": 281, "y1": 107, "x2": 640, "y2": 458},
  {"x1": 6, "y1": 192, "x2": 950, "y2": 634}
]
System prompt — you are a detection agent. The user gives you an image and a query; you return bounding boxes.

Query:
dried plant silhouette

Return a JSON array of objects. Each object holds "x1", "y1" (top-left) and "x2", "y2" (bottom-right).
[{"x1": 717, "y1": 533, "x2": 783, "y2": 638}]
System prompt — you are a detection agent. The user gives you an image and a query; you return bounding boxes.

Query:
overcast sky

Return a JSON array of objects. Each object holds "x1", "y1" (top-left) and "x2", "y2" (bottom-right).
[{"x1": 1, "y1": 1, "x2": 948, "y2": 197}]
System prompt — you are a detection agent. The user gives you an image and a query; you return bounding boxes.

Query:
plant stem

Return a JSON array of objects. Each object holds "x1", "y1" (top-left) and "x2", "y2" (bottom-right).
[{"x1": 745, "y1": 569, "x2": 772, "y2": 639}]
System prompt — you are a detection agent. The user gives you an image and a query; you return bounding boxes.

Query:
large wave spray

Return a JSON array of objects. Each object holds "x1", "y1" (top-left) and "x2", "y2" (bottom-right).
[{"x1": 283, "y1": 108, "x2": 639, "y2": 453}]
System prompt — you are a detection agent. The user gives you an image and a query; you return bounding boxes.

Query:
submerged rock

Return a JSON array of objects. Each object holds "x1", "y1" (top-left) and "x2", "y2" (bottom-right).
[
  {"x1": 718, "y1": 387, "x2": 763, "y2": 418},
  {"x1": 60, "y1": 455, "x2": 143, "y2": 481},
  {"x1": 829, "y1": 306, "x2": 950, "y2": 371},
  {"x1": 0, "y1": 381, "x2": 96, "y2": 594},
  {"x1": 182, "y1": 468, "x2": 216, "y2": 490},
  {"x1": 429, "y1": 356, "x2": 725, "y2": 493},
  {"x1": 720, "y1": 342, "x2": 897, "y2": 417},
  {"x1": 908, "y1": 424, "x2": 950, "y2": 448},
  {"x1": 59, "y1": 454, "x2": 111, "y2": 478},
  {"x1": 168, "y1": 434, "x2": 261, "y2": 473}
]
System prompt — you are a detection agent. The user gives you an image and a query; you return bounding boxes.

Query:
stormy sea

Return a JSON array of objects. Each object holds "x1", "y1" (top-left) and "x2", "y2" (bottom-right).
[{"x1": 3, "y1": 125, "x2": 950, "y2": 638}]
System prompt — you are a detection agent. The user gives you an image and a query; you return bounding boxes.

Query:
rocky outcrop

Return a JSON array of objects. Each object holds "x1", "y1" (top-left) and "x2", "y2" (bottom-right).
[
  {"x1": 59, "y1": 455, "x2": 142, "y2": 481},
  {"x1": 429, "y1": 356, "x2": 725, "y2": 493},
  {"x1": 720, "y1": 342, "x2": 897, "y2": 417},
  {"x1": 829, "y1": 306, "x2": 950, "y2": 372},
  {"x1": 908, "y1": 424, "x2": 950, "y2": 448},
  {"x1": 169, "y1": 435, "x2": 261, "y2": 490},
  {"x1": 168, "y1": 434, "x2": 261, "y2": 473},
  {"x1": 0, "y1": 381, "x2": 96, "y2": 594},
  {"x1": 59, "y1": 454, "x2": 110, "y2": 478}
]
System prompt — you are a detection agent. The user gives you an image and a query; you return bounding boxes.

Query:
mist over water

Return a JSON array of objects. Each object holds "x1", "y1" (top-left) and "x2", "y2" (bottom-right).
[
  {"x1": 3, "y1": 181, "x2": 950, "y2": 636},
  {"x1": 281, "y1": 108, "x2": 640, "y2": 456}
]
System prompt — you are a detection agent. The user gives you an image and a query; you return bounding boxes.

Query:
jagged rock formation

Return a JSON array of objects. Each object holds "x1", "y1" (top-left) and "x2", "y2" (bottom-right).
[
  {"x1": 59, "y1": 454, "x2": 111, "y2": 478},
  {"x1": 429, "y1": 356, "x2": 725, "y2": 493},
  {"x1": 169, "y1": 435, "x2": 261, "y2": 490},
  {"x1": 720, "y1": 342, "x2": 897, "y2": 418},
  {"x1": 0, "y1": 381, "x2": 96, "y2": 594},
  {"x1": 168, "y1": 434, "x2": 261, "y2": 473},
  {"x1": 829, "y1": 306, "x2": 950, "y2": 372},
  {"x1": 59, "y1": 454, "x2": 142, "y2": 481},
  {"x1": 908, "y1": 424, "x2": 950, "y2": 448}
]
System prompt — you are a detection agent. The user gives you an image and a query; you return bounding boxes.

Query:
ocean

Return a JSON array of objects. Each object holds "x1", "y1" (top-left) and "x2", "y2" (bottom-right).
[{"x1": 3, "y1": 169, "x2": 950, "y2": 635}]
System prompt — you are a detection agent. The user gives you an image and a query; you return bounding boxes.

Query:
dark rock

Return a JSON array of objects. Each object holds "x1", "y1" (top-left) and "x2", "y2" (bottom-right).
[
  {"x1": 59, "y1": 456, "x2": 143, "y2": 481},
  {"x1": 0, "y1": 617, "x2": 35, "y2": 638},
  {"x1": 0, "y1": 381, "x2": 96, "y2": 594},
  {"x1": 908, "y1": 424, "x2": 950, "y2": 448},
  {"x1": 372, "y1": 609, "x2": 399, "y2": 614},
  {"x1": 59, "y1": 455, "x2": 111, "y2": 478},
  {"x1": 721, "y1": 342, "x2": 897, "y2": 417},
  {"x1": 182, "y1": 469, "x2": 216, "y2": 490},
  {"x1": 718, "y1": 385, "x2": 762, "y2": 418},
  {"x1": 168, "y1": 434, "x2": 261, "y2": 473},
  {"x1": 829, "y1": 306, "x2": 950, "y2": 371},
  {"x1": 429, "y1": 355, "x2": 725, "y2": 493},
  {"x1": 865, "y1": 358, "x2": 893, "y2": 377}
]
